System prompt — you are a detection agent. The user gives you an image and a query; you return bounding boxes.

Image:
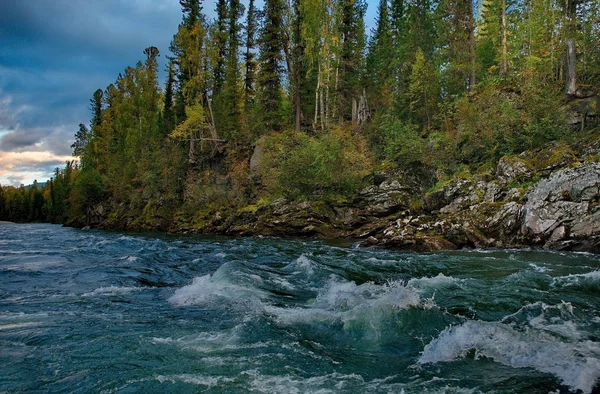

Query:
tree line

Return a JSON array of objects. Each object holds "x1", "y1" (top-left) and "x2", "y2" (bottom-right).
[{"x1": 3, "y1": 0, "x2": 598, "y2": 225}]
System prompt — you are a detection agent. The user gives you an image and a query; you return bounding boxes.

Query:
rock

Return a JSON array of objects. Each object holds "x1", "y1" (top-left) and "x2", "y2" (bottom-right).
[
  {"x1": 439, "y1": 180, "x2": 481, "y2": 214},
  {"x1": 422, "y1": 189, "x2": 447, "y2": 212},
  {"x1": 358, "y1": 179, "x2": 411, "y2": 217},
  {"x1": 544, "y1": 225, "x2": 567, "y2": 249},
  {"x1": 423, "y1": 179, "x2": 480, "y2": 213},
  {"x1": 362, "y1": 236, "x2": 379, "y2": 246},
  {"x1": 484, "y1": 182, "x2": 502, "y2": 202},
  {"x1": 570, "y1": 210, "x2": 600, "y2": 238},
  {"x1": 521, "y1": 162, "x2": 600, "y2": 246},
  {"x1": 567, "y1": 95, "x2": 600, "y2": 129},
  {"x1": 496, "y1": 156, "x2": 533, "y2": 184},
  {"x1": 487, "y1": 201, "x2": 522, "y2": 237},
  {"x1": 505, "y1": 188, "x2": 522, "y2": 201},
  {"x1": 419, "y1": 236, "x2": 458, "y2": 251},
  {"x1": 526, "y1": 162, "x2": 600, "y2": 204},
  {"x1": 249, "y1": 136, "x2": 266, "y2": 176}
]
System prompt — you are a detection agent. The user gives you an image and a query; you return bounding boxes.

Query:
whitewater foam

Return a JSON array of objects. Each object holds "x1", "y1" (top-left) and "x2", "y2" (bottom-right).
[
  {"x1": 168, "y1": 271, "x2": 266, "y2": 309},
  {"x1": 552, "y1": 270, "x2": 600, "y2": 288},
  {"x1": 407, "y1": 273, "x2": 463, "y2": 291},
  {"x1": 419, "y1": 320, "x2": 600, "y2": 393},
  {"x1": 155, "y1": 374, "x2": 236, "y2": 388},
  {"x1": 82, "y1": 286, "x2": 143, "y2": 297},
  {"x1": 267, "y1": 277, "x2": 423, "y2": 335}
]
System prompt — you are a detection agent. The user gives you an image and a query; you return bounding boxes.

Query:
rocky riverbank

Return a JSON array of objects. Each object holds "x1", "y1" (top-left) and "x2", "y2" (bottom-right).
[{"x1": 85, "y1": 141, "x2": 600, "y2": 253}]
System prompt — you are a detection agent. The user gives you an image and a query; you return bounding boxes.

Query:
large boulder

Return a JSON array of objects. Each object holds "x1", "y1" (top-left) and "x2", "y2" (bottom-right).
[
  {"x1": 358, "y1": 166, "x2": 436, "y2": 217},
  {"x1": 423, "y1": 179, "x2": 481, "y2": 214},
  {"x1": 521, "y1": 162, "x2": 600, "y2": 248},
  {"x1": 495, "y1": 156, "x2": 533, "y2": 184}
]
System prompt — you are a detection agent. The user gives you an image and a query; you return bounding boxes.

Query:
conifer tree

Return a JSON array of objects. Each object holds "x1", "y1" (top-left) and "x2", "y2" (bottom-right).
[
  {"x1": 338, "y1": 0, "x2": 367, "y2": 123},
  {"x1": 407, "y1": 48, "x2": 439, "y2": 129},
  {"x1": 244, "y1": 0, "x2": 258, "y2": 107},
  {"x1": 72, "y1": 124, "x2": 90, "y2": 158},
  {"x1": 214, "y1": 0, "x2": 229, "y2": 95},
  {"x1": 256, "y1": 0, "x2": 285, "y2": 133},
  {"x1": 221, "y1": 0, "x2": 245, "y2": 143},
  {"x1": 163, "y1": 58, "x2": 176, "y2": 133},
  {"x1": 366, "y1": 0, "x2": 393, "y2": 113}
]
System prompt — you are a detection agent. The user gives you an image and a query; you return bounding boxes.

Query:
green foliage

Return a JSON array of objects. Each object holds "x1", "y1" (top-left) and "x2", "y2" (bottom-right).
[
  {"x1": 28, "y1": 0, "x2": 600, "y2": 231},
  {"x1": 452, "y1": 79, "x2": 568, "y2": 163},
  {"x1": 68, "y1": 169, "x2": 107, "y2": 222},
  {"x1": 256, "y1": 0, "x2": 285, "y2": 133},
  {"x1": 407, "y1": 48, "x2": 440, "y2": 129},
  {"x1": 379, "y1": 116, "x2": 426, "y2": 165},
  {"x1": 261, "y1": 128, "x2": 373, "y2": 200}
]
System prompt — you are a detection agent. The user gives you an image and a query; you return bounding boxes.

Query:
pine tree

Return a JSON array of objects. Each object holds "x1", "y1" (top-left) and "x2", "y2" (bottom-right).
[
  {"x1": 441, "y1": 0, "x2": 476, "y2": 96},
  {"x1": 244, "y1": 0, "x2": 258, "y2": 107},
  {"x1": 90, "y1": 89, "x2": 103, "y2": 129},
  {"x1": 338, "y1": 0, "x2": 367, "y2": 123},
  {"x1": 407, "y1": 48, "x2": 439, "y2": 129},
  {"x1": 71, "y1": 123, "x2": 90, "y2": 158},
  {"x1": 214, "y1": 0, "x2": 229, "y2": 94},
  {"x1": 163, "y1": 58, "x2": 176, "y2": 133},
  {"x1": 221, "y1": 0, "x2": 245, "y2": 143},
  {"x1": 256, "y1": 0, "x2": 285, "y2": 133},
  {"x1": 366, "y1": 0, "x2": 394, "y2": 113}
]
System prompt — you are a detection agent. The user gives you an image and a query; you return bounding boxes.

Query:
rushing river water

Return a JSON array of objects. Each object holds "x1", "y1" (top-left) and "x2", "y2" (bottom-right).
[{"x1": 1, "y1": 223, "x2": 599, "y2": 393}]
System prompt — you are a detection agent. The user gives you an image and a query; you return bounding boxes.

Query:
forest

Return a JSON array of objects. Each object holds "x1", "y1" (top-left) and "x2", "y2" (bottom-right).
[{"x1": 1, "y1": 0, "x2": 599, "y2": 228}]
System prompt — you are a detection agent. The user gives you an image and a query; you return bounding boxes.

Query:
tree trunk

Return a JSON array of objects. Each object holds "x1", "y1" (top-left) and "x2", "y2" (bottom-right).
[
  {"x1": 468, "y1": 1, "x2": 476, "y2": 90},
  {"x1": 565, "y1": 38, "x2": 577, "y2": 96},
  {"x1": 500, "y1": 0, "x2": 508, "y2": 75}
]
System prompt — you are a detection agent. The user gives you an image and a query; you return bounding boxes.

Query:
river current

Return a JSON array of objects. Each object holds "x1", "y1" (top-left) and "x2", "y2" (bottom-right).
[{"x1": 0, "y1": 223, "x2": 599, "y2": 393}]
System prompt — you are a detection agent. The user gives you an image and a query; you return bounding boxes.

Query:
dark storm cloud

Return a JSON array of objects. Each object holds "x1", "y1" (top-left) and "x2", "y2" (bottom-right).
[
  {"x1": 0, "y1": 127, "x2": 47, "y2": 151},
  {"x1": 0, "y1": 0, "x2": 374, "y2": 186},
  {"x1": 0, "y1": 0, "x2": 183, "y2": 129},
  {"x1": 0, "y1": 0, "x2": 186, "y2": 185}
]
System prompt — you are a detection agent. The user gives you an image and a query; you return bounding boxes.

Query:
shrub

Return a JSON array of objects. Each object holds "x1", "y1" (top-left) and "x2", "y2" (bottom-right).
[
  {"x1": 260, "y1": 128, "x2": 373, "y2": 200},
  {"x1": 379, "y1": 116, "x2": 426, "y2": 166}
]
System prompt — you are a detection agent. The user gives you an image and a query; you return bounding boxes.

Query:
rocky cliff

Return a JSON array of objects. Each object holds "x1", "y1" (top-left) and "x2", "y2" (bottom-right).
[{"x1": 87, "y1": 142, "x2": 600, "y2": 253}]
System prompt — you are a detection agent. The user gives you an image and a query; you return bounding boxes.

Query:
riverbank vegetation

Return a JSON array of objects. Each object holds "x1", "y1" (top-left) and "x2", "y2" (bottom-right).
[{"x1": 1, "y1": 0, "x2": 599, "y2": 228}]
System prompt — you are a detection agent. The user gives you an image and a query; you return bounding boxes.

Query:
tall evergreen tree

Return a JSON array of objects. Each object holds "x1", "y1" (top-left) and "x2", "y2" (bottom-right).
[
  {"x1": 221, "y1": 0, "x2": 245, "y2": 143},
  {"x1": 90, "y1": 89, "x2": 104, "y2": 129},
  {"x1": 256, "y1": 0, "x2": 285, "y2": 133},
  {"x1": 366, "y1": 0, "x2": 394, "y2": 113},
  {"x1": 338, "y1": 0, "x2": 367, "y2": 122},
  {"x1": 163, "y1": 58, "x2": 176, "y2": 133},
  {"x1": 244, "y1": 0, "x2": 258, "y2": 107},
  {"x1": 214, "y1": 0, "x2": 229, "y2": 95},
  {"x1": 72, "y1": 123, "x2": 90, "y2": 158}
]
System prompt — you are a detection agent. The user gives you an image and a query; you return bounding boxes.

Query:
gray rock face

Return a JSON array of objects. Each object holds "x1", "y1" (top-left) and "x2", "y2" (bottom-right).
[
  {"x1": 250, "y1": 136, "x2": 266, "y2": 176},
  {"x1": 423, "y1": 180, "x2": 480, "y2": 213},
  {"x1": 496, "y1": 156, "x2": 533, "y2": 184},
  {"x1": 358, "y1": 167, "x2": 435, "y2": 217},
  {"x1": 487, "y1": 201, "x2": 522, "y2": 237},
  {"x1": 521, "y1": 162, "x2": 600, "y2": 247}
]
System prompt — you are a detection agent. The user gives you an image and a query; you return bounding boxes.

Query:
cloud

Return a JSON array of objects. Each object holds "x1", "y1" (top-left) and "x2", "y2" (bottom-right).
[
  {"x1": 0, "y1": 0, "x2": 183, "y2": 186},
  {"x1": 0, "y1": 0, "x2": 377, "y2": 188},
  {"x1": 0, "y1": 128, "x2": 46, "y2": 151},
  {"x1": 0, "y1": 150, "x2": 74, "y2": 186},
  {"x1": 0, "y1": 151, "x2": 73, "y2": 169}
]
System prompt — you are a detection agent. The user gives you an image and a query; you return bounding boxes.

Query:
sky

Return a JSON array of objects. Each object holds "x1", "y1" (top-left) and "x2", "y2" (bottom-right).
[{"x1": 0, "y1": 0, "x2": 377, "y2": 187}]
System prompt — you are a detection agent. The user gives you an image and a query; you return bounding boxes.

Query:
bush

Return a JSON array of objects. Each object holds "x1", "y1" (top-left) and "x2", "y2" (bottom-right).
[
  {"x1": 260, "y1": 128, "x2": 373, "y2": 200},
  {"x1": 452, "y1": 79, "x2": 567, "y2": 164},
  {"x1": 379, "y1": 116, "x2": 426, "y2": 166},
  {"x1": 68, "y1": 169, "x2": 107, "y2": 223}
]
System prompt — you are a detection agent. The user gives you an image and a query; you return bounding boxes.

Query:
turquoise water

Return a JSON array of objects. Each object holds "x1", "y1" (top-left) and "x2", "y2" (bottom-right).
[{"x1": 0, "y1": 223, "x2": 599, "y2": 393}]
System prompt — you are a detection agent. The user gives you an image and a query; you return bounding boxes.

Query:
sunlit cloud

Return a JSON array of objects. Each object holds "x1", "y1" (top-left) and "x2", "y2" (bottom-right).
[{"x1": 0, "y1": 151, "x2": 75, "y2": 186}]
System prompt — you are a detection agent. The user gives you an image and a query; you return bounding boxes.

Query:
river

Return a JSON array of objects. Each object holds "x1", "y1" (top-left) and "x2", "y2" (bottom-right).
[{"x1": 0, "y1": 223, "x2": 599, "y2": 393}]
